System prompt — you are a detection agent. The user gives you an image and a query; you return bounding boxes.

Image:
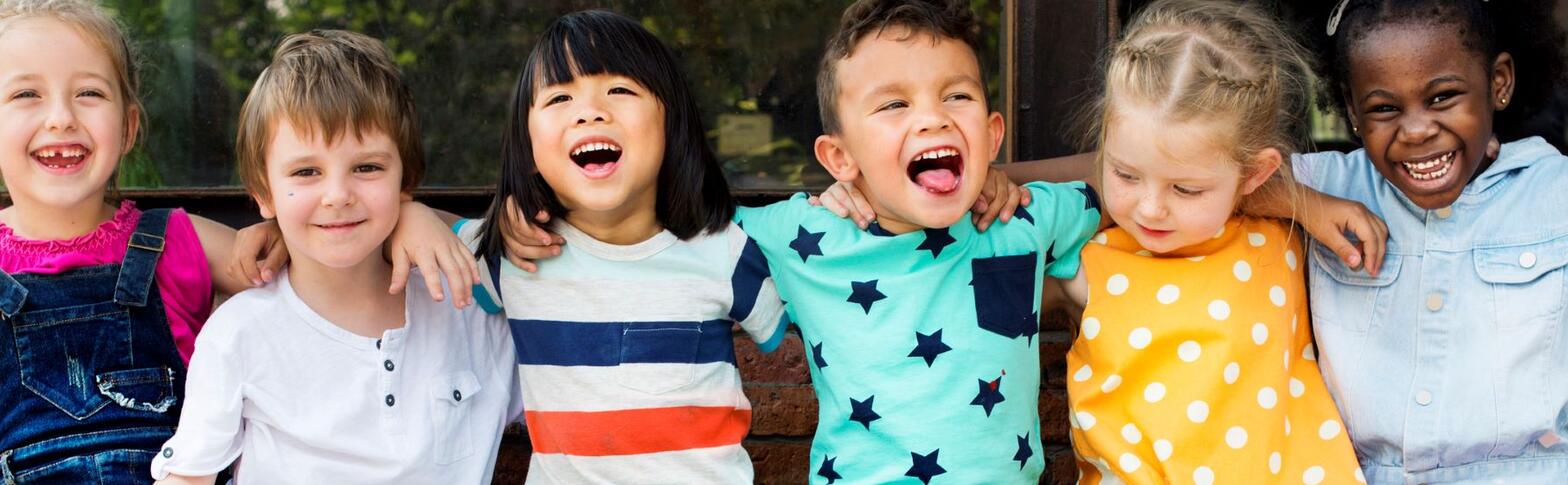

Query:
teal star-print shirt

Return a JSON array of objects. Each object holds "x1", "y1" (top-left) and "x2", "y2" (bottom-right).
[{"x1": 733, "y1": 181, "x2": 1100, "y2": 484}]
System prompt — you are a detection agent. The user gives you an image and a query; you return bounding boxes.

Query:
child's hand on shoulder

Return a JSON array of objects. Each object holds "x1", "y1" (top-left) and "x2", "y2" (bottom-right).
[
  {"x1": 809, "y1": 166, "x2": 1030, "y2": 232},
  {"x1": 1299, "y1": 191, "x2": 1389, "y2": 276},
  {"x1": 388, "y1": 201, "x2": 480, "y2": 307},
  {"x1": 228, "y1": 220, "x2": 288, "y2": 287},
  {"x1": 500, "y1": 196, "x2": 564, "y2": 272}
]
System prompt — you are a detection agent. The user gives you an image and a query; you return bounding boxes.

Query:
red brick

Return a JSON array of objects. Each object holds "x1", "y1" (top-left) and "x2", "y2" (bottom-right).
[
  {"x1": 737, "y1": 331, "x2": 811, "y2": 385},
  {"x1": 746, "y1": 384, "x2": 819, "y2": 436},
  {"x1": 745, "y1": 439, "x2": 812, "y2": 484}
]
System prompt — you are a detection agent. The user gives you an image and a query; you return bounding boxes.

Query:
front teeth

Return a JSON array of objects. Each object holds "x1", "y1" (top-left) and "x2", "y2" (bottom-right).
[
  {"x1": 571, "y1": 142, "x2": 621, "y2": 157},
  {"x1": 32, "y1": 147, "x2": 86, "y2": 158},
  {"x1": 914, "y1": 148, "x2": 958, "y2": 161},
  {"x1": 1402, "y1": 151, "x2": 1454, "y2": 181}
]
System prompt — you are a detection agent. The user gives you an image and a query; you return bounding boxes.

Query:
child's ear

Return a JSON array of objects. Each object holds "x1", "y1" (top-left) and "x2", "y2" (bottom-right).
[
  {"x1": 1491, "y1": 52, "x2": 1516, "y2": 111},
  {"x1": 253, "y1": 192, "x2": 276, "y2": 220},
  {"x1": 121, "y1": 104, "x2": 141, "y2": 156},
  {"x1": 986, "y1": 111, "x2": 1005, "y2": 161},
  {"x1": 814, "y1": 134, "x2": 860, "y2": 183},
  {"x1": 1239, "y1": 147, "x2": 1282, "y2": 196}
]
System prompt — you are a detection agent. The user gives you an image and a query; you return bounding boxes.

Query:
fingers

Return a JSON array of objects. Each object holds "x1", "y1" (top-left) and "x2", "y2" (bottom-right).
[
  {"x1": 503, "y1": 234, "x2": 560, "y2": 270},
  {"x1": 1348, "y1": 211, "x2": 1389, "y2": 276},
  {"x1": 819, "y1": 190, "x2": 855, "y2": 221},
  {"x1": 256, "y1": 239, "x2": 288, "y2": 284},
  {"x1": 431, "y1": 243, "x2": 471, "y2": 308},
  {"x1": 846, "y1": 188, "x2": 876, "y2": 229},
  {"x1": 389, "y1": 249, "x2": 412, "y2": 295},
  {"x1": 507, "y1": 254, "x2": 540, "y2": 273},
  {"x1": 999, "y1": 184, "x2": 1024, "y2": 223},
  {"x1": 409, "y1": 249, "x2": 446, "y2": 302},
  {"x1": 1321, "y1": 229, "x2": 1364, "y2": 271}
]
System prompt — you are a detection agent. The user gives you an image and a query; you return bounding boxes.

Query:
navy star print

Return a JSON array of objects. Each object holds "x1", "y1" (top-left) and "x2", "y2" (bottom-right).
[
  {"x1": 847, "y1": 280, "x2": 886, "y2": 314},
  {"x1": 908, "y1": 329, "x2": 952, "y2": 367},
  {"x1": 1013, "y1": 433, "x2": 1033, "y2": 469},
  {"x1": 917, "y1": 227, "x2": 956, "y2": 258},
  {"x1": 970, "y1": 374, "x2": 1005, "y2": 416},
  {"x1": 1012, "y1": 205, "x2": 1035, "y2": 224},
  {"x1": 817, "y1": 455, "x2": 842, "y2": 483},
  {"x1": 905, "y1": 449, "x2": 946, "y2": 484},
  {"x1": 1077, "y1": 184, "x2": 1100, "y2": 212},
  {"x1": 790, "y1": 225, "x2": 826, "y2": 262},
  {"x1": 849, "y1": 396, "x2": 880, "y2": 430},
  {"x1": 811, "y1": 341, "x2": 829, "y2": 369}
]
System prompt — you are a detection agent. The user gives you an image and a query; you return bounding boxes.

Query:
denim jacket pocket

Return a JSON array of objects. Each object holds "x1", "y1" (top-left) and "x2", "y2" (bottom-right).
[
  {"x1": 616, "y1": 324, "x2": 701, "y2": 394},
  {"x1": 12, "y1": 300, "x2": 133, "y2": 419},
  {"x1": 1308, "y1": 242, "x2": 1401, "y2": 334},
  {"x1": 971, "y1": 253, "x2": 1040, "y2": 340},
  {"x1": 429, "y1": 371, "x2": 482, "y2": 465},
  {"x1": 1475, "y1": 236, "x2": 1568, "y2": 330}
]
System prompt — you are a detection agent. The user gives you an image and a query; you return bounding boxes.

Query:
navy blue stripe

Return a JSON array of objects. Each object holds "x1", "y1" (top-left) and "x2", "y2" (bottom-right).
[
  {"x1": 485, "y1": 252, "x2": 503, "y2": 304},
  {"x1": 728, "y1": 237, "x2": 771, "y2": 323},
  {"x1": 511, "y1": 319, "x2": 738, "y2": 366}
]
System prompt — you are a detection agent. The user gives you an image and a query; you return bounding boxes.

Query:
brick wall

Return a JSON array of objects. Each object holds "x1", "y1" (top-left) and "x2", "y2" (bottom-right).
[{"x1": 490, "y1": 308, "x2": 1080, "y2": 484}]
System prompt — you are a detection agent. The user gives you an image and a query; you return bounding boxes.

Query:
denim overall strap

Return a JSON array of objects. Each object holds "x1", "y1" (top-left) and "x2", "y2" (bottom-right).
[
  {"x1": 113, "y1": 209, "x2": 170, "y2": 307},
  {"x1": 0, "y1": 270, "x2": 27, "y2": 318}
]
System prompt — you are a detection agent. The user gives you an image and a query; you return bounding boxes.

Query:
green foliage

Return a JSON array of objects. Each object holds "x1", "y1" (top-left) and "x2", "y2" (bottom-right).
[{"x1": 100, "y1": 0, "x2": 1004, "y2": 189}]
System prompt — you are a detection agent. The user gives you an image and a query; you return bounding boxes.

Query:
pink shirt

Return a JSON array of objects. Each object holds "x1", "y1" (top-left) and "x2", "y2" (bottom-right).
[{"x1": 0, "y1": 201, "x2": 212, "y2": 363}]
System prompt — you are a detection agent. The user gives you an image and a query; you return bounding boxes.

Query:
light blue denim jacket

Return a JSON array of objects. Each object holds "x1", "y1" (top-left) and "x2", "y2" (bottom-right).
[{"x1": 1294, "y1": 137, "x2": 1568, "y2": 484}]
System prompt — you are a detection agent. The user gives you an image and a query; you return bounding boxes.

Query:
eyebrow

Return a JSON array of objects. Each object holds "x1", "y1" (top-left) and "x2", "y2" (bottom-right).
[
  {"x1": 1361, "y1": 75, "x2": 1467, "y2": 103},
  {"x1": 862, "y1": 73, "x2": 981, "y2": 102}
]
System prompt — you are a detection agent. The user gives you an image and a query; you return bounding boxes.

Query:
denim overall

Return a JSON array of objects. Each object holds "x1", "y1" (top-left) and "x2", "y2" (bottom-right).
[{"x1": 0, "y1": 209, "x2": 185, "y2": 484}]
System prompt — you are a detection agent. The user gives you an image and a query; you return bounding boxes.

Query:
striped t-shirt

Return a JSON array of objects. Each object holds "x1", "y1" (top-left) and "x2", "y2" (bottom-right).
[{"x1": 457, "y1": 219, "x2": 787, "y2": 484}]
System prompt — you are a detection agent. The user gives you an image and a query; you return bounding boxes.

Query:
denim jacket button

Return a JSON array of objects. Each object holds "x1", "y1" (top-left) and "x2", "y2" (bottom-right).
[
  {"x1": 1434, "y1": 207, "x2": 1453, "y2": 219},
  {"x1": 1519, "y1": 252, "x2": 1537, "y2": 268},
  {"x1": 1415, "y1": 390, "x2": 1433, "y2": 406},
  {"x1": 1425, "y1": 293, "x2": 1443, "y2": 312}
]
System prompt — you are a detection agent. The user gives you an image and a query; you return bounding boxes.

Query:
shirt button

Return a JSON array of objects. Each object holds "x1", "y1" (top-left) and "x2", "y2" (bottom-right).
[
  {"x1": 453, "y1": 390, "x2": 463, "y2": 402},
  {"x1": 1434, "y1": 207, "x2": 1453, "y2": 219},
  {"x1": 162, "y1": 447, "x2": 173, "y2": 459},
  {"x1": 383, "y1": 360, "x2": 395, "y2": 372},
  {"x1": 385, "y1": 394, "x2": 395, "y2": 407},
  {"x1": 1426, "y1": 293, "x2": 1443, "y2": 312},
  {"x1": 1520, "y1": 252, "x2": 1538, "y2": 269},
  {"x1": 375, "y1": 339, "x2": 382, "y2": 349},
  {"x1": 1415, "y1": 390, "x2": 1433, "y2": 406}
]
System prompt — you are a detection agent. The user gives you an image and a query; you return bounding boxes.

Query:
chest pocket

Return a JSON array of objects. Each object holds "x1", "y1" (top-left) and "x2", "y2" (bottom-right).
[
  {"x1": 430, "y1": 371, "x2": 482, "y2": 465},
  {"x1": 1308, "y1": 242, "x2": 1402, "y2": 334},
  {"x1": 12, "y1": 300, "x2": 177, "y2": 419},
  {"x1": 616, "y1": 324, "x2": 701, "y2": 394},
  {"x1": 971, "y1": 253, "x2": 1040, "y2": 340},
  {"x1": 1474, "y1": 236, "x2": 1568, "y2": 330}
]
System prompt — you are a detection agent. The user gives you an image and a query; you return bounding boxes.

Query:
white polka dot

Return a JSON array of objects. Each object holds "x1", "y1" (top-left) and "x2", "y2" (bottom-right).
[
  {"x1": 1223, "y1": 362, "x2": 1240, "y2": 384},
  {"x1": 1074, "y1": 364, "x2": 1093, "y2": 382},
  {"x1": 1303, "y1": 466, "x2": 1326, "y2": 485},
  {"x1": 1121, "y1": 423, "x2": 1143, "y2": 444},
  {"x1": 1093, "y1": 232, "x2": 1109, "y2": 245},
  {"x1": 1187, "y1": 400, "x2": 1210, "y2": 423},
  {"x1": 1285, "y1": 416, "x2": 1292, "y2": 436},
  {"x1": 1107, "y1": 274, "x2": 1130, "y2": 295},
  {"x1": 1258, "y1": 386, "x2": 1278, "y2": 409},
  {"x1": 1252, "y1": 323, "x2": 1269, "y2": 345},
  {"x1": 1248, "y1": 232, "x2": 1266, "y2": 247},
  {"x1": 1144, "y1": 382, "x2": 1167, "y2": 403},
  {"x1": 1156, "y1": 284, "x2": 1180, "y2": 304},
  {"x1": 1128, "y1": 327, "x2": 1152, "y2": 349},
  {"x1": 1213, "y1": 226, "x2": 1225, "y2": 239},
  {"x1": 1233, "y1": 260, "x2": 1252, "y2": 281},
  {"x1": 1119, "y1": 453, "x2": 1142, "y2": 473},
  {"x1": 1101, "y1": 374, "x2": 1122, "y2": 393},
  {"x1": 1303, "y1": 343, "x2": 1317, "y2": 361},
  {"x1": 1284, "y1": 349, "x2": 1291, "y2": 371},
  {"x1": 1208, "y1": 300, "x2": 1231, "y2": 320},
  {"x1": 1226, "y1": 426, "x2": 1249, "y2": 448},
  {"x1": 1193, "y1": 466, "x2": 1214, "y2": 485},
  {"x1": 1135, "y1": 249, "x2": 1153, "y2": 257},
  {"x1": 1075, "y1": 411, "x2": 1097, "y2": 430},
  {"x1": 1269, "y1": 452, "x2": 1282, "y2": 474},
  {"x1": 1153, "y1": 439, "x2": 1173, "y2": 461},
  {"x1": 1355, "y1": 468, "x2": 1367, "y2": 483},
  {"x1": 1178, "y1": 341, "x2": 1203, "y2": 362},
  {"x1": 1290, "y1": 378, "x2": 1305, "y2": 398},
  {"x1": 1186, "y1": 255, "x2": 1206, "y2": 262},
  {"x1": 1319, "y1": 420, "x2": 1342, "y2": 440},
  {"x1": 1082, "y1": 317, "x2": 1101, "y2": 340},
  {"x1": 1269, "y1": 286, "x2": 1287, "y2": 307},
  {"x1": 1286, "y1": 249, "x2": 1299, "y2": 271}
]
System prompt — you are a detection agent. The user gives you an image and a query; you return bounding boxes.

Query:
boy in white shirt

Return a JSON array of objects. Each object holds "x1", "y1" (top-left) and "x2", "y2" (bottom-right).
[{"x1": 150, "y1": 30, "x2": 520, "y2": 484}]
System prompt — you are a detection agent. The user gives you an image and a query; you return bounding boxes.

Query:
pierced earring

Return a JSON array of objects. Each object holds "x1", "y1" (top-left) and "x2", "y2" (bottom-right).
[
  {"x1": 1501, "y1": 97, "x2": 1509, "y2": 107},
  {"x1": 1351, "y1": 125, "x2": 1359, "y2": 135}
]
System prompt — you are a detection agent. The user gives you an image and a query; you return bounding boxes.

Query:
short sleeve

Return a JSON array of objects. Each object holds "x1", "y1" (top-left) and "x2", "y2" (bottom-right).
[
  {"x1": 149, "y1": 315, "x2": 246, "y2": 480},
  {"x1": 724, "y1": 224, "x2": 789, "y2": 352},
  {"x1": 453, "y1": 218, "x2": 504, "y2": 315},
  {"x1": 1020, "y1": 181, "x2": 1101, "y2": 279}
]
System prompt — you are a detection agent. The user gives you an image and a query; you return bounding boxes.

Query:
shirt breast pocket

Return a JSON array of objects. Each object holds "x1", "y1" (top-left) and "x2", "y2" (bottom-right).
[
  {"x1": 430, "y1": 371, "x2": 482, "y2": 465},
  {"x1": 616, "y1": 324, "x2": 701, "y2": 394},
  {"x1": 971, "y1": 253, "x2": 1040, "y2": 340},
  {"x1": 1308, "y1": 242, "x2": 1402, "y2": 334},
  {"x1": 1474, "y1": 237, "x2": 1568, "y2": 330}
]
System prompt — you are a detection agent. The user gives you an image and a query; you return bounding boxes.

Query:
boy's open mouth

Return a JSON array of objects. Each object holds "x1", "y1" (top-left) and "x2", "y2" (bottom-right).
[
  {"x1": 907, "y1": 147, "x2": 962, "y2": 194},
  {"x1": 569, "y1": 140, "x2": 623, "y2": 178},
  {"x1": 31, "y1": 144, "x2": 90, "y2": 172},
  {"x1": 1398, "y1": 150, "x2": 1456, "y2": 182}
]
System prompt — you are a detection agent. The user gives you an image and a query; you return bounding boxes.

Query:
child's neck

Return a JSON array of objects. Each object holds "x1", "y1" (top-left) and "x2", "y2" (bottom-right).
[
  {"x1": 0, "y1": 199, "x2": 118, "y2": 241},
  {"x1": 564, "y1": 203, "x2": 662, "y2": 246},
  {"x1": 287, "y1": 246, "x2": 406, "y2": 339}
]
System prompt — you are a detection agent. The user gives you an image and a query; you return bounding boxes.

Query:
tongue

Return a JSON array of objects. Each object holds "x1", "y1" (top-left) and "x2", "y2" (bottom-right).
[
  {"x1": 914, "y1": 169, "x2": 958, "y2": 193},
  {"x1": 583, "y1": 162, "x2": 614, "y2": 172}
]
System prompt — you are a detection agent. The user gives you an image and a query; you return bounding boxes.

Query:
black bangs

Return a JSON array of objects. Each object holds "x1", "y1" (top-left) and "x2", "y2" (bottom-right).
[{"x1": 525, "y1": 10, "x2": 682, "y2": 113}]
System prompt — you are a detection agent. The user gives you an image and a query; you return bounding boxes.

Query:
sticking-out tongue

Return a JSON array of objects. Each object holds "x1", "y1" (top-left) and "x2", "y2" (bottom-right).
[{"x1": 915, "y1": 169, "x2": 959, "y2": 193}]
